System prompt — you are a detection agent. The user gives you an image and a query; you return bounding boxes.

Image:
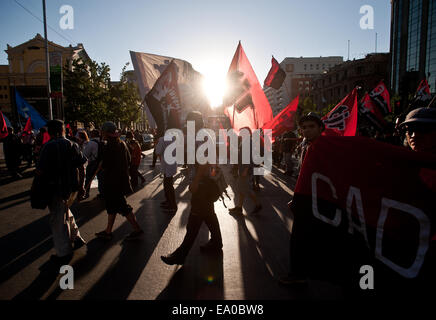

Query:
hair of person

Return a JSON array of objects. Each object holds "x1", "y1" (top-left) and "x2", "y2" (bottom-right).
[{"x1": 47, "y1": 119, "x2": 64, "y2": 137}]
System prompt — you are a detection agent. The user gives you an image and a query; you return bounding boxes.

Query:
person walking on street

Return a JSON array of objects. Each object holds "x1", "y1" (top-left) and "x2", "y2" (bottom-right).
[
  {"x1": 279, "y1": 112, "x2": 325, "y2": 286},
  {"x1": 228, "y1": 127, "x2": 262, "y2": 216},
  {"x1": 83, "y1": 129, "x2": 101, "y2": 199},
  {"x1": 36, "y1": 119, "x2": 87, "y2": 265},
  {"x1": 95, "y1": 121, "x2": 143, "y2": 241},
  {"x1": 161, "y1": 111, "x2": 223, "y2": 265},
  {"x1": 126, "y1": 131, "x2": 145, "y2": 189},
  {"x1": 155, "y1": 123, "x2": 178, "y2": 214}
]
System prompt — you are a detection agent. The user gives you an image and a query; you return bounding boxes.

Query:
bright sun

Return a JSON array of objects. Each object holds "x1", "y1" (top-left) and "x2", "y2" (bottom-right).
[{"x1": 202, "y1": 70, "x2": 227, "y2": 108}]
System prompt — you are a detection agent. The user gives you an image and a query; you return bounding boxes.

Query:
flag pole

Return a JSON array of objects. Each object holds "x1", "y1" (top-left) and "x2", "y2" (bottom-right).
[
  {"x1": 232, "y1": 41, "x2": 241, "y2": 129},
  {"x1": 42, "y1": 0, "x2": 53, "y2": 120}
]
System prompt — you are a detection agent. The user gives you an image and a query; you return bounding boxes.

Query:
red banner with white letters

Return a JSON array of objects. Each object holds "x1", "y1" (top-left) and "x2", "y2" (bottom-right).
[{"x1": 290, "y1": 136, "x2": 436, "y2": 296}]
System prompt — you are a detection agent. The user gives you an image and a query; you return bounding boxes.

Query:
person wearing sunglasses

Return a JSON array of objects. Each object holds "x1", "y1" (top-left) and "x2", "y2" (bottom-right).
[{"x1": 398, "y1": 107, "x2": 436, "y2": 154}]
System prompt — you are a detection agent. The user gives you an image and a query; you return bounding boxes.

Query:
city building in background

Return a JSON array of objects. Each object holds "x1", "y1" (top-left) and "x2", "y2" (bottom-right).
[
  {"x1": 390, "y1": 0, "x2": 436, "y2": 107},
  {"x1": 263, "y1": 56, "x2": 343, "y2": 116},
  {"x1": 0, "y1": 34, "x2": 90, "y2": 122},
  {"x1": 312, "y1": 53, "x2": 389, "y2": 109}
]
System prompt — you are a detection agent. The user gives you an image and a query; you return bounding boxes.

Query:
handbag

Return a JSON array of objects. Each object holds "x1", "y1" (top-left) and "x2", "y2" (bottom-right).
[{"x1": 30, "y1": 173, "x2": 51, "y2": 209}]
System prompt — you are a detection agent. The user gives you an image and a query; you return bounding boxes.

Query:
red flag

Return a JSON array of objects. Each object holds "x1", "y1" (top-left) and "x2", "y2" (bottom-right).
[
  {"x1": 42, "y1": 131, "x2": 51, "y2": 144},
  {"x1": 264, "y1": 56, "x2": 286, "y2": 89},
  {"x1": 0, "y1": 111, "x2": 8, "y2": 139},
  {"x1": 415, "y1": 79, "x2": 432, "y2": 103},
  {"x1": 263, "y1": 95, "x2": 299, "y2": 140},
  {"x1": 369, "y1": 81, "x2": 391, "y2": 115},
  {"x1": 223, "y1": 42, "x2": 273, "y2": 132},
  {"x1": 359, "y1": 93, "x2": 388, "y2": 131},
  {"x1": 322, "y1": 88, "x2": 358, "y2": 136},
  {"x1": 23, "y1": 117, "x2": 32, "y2": 134},
  {"x1": 145, "y1": 60, "x2": 182, "y2": 133}
]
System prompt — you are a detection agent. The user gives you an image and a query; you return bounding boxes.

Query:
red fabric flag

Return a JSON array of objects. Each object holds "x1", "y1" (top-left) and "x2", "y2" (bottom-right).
[
  {"x1": 42, "y1": 131, "x2": 51, "y2": 144},
  {"x1": 359, "y1": 93, "x2": 388, "y2": 131},
  {"x1": 291, "y1": 136, "x2": 436, "y2": 292},
  {"x1": 415, "y1": 79, "x2": 432, "y2": 103},
  {"x1": 23, "y1": 117, "x2": 32, "y2": 134},
  {"x1": 264, "y1": 56, "x2": 286, "y2": 90},
  {"x1": 223, "y1": 42, "x2": 273, "y2": 132},
  {"x1": 0, "y1": 111, "x2": 8, "y2": 139},
  {"x1": 369, "y1": 81, "x2": 391, "y2": 115},
  {"x1": 145, "y1": 60, "x2": 182, "y2": 134},
  {"x1": 262, "y1": 95, "x2": 299, "y2": 140},
  {"x1": 322, "y1": 88, "x2": 358, "y2": 136}
]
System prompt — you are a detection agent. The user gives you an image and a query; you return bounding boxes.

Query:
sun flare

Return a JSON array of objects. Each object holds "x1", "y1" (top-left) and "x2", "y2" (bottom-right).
[{"x1": 202, "y1": 70, "x2": 227, "y2": 108}]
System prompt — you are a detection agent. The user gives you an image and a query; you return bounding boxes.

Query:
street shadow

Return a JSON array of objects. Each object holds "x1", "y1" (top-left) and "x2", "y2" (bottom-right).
[
  {"x1": 156, "y1": 250, "x2": 224, "y2": 300},
  {"x1": 0, "y1": 196, "x2": 106, "y2": 285},
  {"x1": 76, "y1": 198, "x2": 174, "y2": 300}
]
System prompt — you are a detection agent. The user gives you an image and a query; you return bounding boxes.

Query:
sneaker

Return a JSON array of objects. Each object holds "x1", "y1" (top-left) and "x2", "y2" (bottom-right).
[
  {"x1": 125, "y1": 230, "x2": 144, "y2": 241},
  {"x1": 73, "y1": 237, "x2": 87, "y2": 250},
  {"x1": 95, "y1": 231, "x2": 113, "y2": 241},
  {"x1": 251, "y1": 204, "x2": 262, "y2": 215},
  {"x1": 200, "y1": 240, "x2": 223, "y2": 253},
  {"x1": 278, "y1": 274, "x2": 307, "y2": 286},
  {"x1": 161, "y1": 252, "x2": 185, "y2": 265}
]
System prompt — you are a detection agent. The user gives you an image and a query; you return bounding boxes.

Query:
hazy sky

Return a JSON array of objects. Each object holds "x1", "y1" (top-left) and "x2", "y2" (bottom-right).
[{"x1": 0, "y1": 0, "x2": 391, "y2": 85}]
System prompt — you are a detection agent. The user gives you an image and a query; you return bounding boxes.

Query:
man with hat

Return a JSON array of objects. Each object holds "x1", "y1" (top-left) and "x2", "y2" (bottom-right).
[
  {"x1": 36, "y1": 119, "x2": 87, "y2": 265},
  {"x1": 398, "y1": 107, "x2": 436, "y2": 154}
]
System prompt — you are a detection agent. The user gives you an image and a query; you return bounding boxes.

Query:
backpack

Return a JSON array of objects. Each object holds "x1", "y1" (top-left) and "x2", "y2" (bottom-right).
[{"x1": 205, "y1": 165, "x2": 231, "y2": 207}]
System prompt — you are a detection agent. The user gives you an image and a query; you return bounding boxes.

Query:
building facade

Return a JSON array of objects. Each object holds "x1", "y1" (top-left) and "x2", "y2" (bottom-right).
[
  {"x1": 263, "y1": 56, "x2": 343, "y2": 116},
  {"x1": 390, "y1": 0, "x2": 436, "y2": 99},
  {"x1": 312, "y1": 53, "x2": 390, "y2": 109},
  {"x1": 0, "y1": 34, "x2": 90, "y2": 121}
]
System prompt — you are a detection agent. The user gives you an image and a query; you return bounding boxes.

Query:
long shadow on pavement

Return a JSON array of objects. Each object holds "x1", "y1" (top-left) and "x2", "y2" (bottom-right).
[{"x1": 0, "y1": 196, "x2": 106, "y2": 285}]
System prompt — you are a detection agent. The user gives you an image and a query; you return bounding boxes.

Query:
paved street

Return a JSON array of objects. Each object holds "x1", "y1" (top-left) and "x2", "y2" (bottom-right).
[{"x1": 0, "y1": 148, "x2": 344, "y2": 300}]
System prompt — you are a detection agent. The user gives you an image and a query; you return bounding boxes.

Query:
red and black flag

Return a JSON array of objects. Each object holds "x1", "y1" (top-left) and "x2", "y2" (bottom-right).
[
  {"x1": 290, "y1": 136, "x2": 436, "y2": 296},
  {"x1": 414, "y1": 79, "x2": 432, "y2": 105},
  {"x1": 145, "y1": 60, "x2": 182, "y2": 134},
  {"x1": 264, "y1": 56, "x2": 286, "y2": 90},
  {"x1": 223, "y1": 42, "x2": 273, "y2": 132},
  {"x1": 359, "y1": 92, "x2": 388, "y2": 131},
  {"x1": 0, "y1": 111, "x2": 8, "y2": 139},
  {"x1": 322, "y1": 88, "x2": 358, "y2": 136},
  {"x1": 262, "y1": 95, "x2": 299, "y2": 141},
  {"x1": 369, "y1": 81, "x2": 391, "y2": 115}
]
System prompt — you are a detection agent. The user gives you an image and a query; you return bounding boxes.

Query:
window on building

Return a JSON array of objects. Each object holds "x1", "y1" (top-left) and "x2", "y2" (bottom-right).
[
  {"x1": 4, "y1": 94, "x2": 7, "y2": 99},
  {"x1": 0, "y1": 95, "x2": 3, "y2": 99},
  {"x1": 316, "y1": 64, "x2": 319, "y2": 70},
  {"x1": 286, "y1": 64, "x2": 294, "y2": 72},
  {"x1": 304, "y1": 64, "x2": 307, "y2": 70}
]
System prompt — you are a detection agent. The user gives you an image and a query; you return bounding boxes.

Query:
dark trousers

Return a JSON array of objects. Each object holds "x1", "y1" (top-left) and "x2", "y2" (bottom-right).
[
  {"x1": 130, "y1": 164, "x2": 144, "y2": 189},
  {"x1": 174, "y1": 206, "x2": 222, "y2": 258},
  {"x1": 289, "y1": 214, "x2": 308, "y2": 277},
  {"x1": 85, "y1": 160, "x2": 99, "y2": 195},
  {"x1": 163, "y1": 176, "x2": 176, "y2": 209},
  {"x1": 152, "y1": 148, "x2": 157, "y2": 166}
]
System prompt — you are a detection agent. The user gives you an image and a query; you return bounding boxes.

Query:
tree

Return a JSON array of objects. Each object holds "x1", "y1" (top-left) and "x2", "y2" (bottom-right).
[
  {"x1": 63, "y1": 58, "x2": 111, "y2": 127},
  {"x1": 64, "y1": 60, "x2": 140, "y2": 128},
  {"x1": 107, "y1": 64, "x2": 141, "y2": 128}
]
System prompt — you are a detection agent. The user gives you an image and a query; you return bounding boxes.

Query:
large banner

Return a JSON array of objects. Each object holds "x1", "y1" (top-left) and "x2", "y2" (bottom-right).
[
  {"x1": 130, "y1": 51, "x2": 210, "y2": 128},
  {"x1": 15, "y1": 91, "x2": 47, "y2": 130},
  {"x1": 291, "y1": 136, "x2": 436, "y2": 296}
]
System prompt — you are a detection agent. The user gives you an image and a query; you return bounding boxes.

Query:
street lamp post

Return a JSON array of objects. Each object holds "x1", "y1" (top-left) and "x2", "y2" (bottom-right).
[{"x1": 42, "y1": 0, "x2": 53, "y2": 120}]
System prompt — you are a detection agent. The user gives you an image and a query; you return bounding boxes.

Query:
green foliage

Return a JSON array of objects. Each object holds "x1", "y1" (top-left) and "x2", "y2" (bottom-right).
[{"x1": 63, "y1": 60, "x2": 140, "y2": 128}]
